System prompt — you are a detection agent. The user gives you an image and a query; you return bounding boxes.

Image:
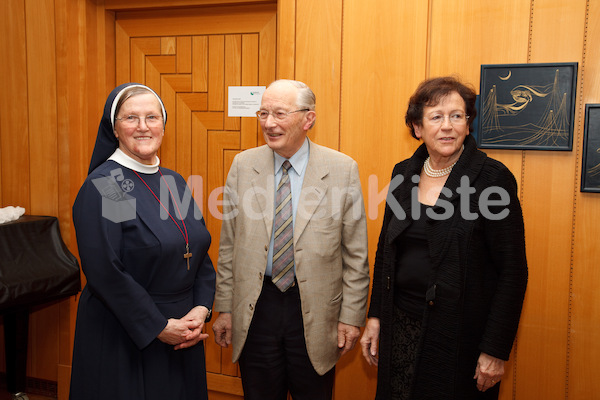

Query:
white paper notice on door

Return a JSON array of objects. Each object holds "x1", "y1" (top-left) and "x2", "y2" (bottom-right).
[{"x1": 228, "y1": 86, "x2": 266, "y2": 117}]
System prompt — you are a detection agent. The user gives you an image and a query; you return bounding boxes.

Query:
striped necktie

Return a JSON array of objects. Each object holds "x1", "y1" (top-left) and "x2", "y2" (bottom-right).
[{"x1": 271, "y1": 160, "x2": 295, "y2": 291}]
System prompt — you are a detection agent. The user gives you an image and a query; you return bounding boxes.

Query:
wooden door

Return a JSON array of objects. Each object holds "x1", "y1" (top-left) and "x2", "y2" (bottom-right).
[{"x1": 112, "y1": 3, "x2": 276, "y2": 398}]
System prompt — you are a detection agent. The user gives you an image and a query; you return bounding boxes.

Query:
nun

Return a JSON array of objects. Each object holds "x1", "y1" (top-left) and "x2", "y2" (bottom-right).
[{"x1": 69, "y1": 83, "x2": 215, "y2": 400}]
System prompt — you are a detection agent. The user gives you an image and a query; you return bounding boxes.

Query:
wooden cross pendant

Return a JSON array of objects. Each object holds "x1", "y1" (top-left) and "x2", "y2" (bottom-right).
[{"x1": 184, "y1": 243, "x2": 192, "y2": 270}]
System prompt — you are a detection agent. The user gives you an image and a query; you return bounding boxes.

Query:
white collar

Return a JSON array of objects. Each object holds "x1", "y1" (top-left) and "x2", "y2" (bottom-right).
[{"x1": 108, "y1": 148, "x2": 160, "y2": 174}]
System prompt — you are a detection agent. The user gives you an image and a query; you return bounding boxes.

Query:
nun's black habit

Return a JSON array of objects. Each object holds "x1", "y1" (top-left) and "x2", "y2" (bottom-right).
[{"x1": 69, "y1": 83, "x2": 215, "y2": 400}]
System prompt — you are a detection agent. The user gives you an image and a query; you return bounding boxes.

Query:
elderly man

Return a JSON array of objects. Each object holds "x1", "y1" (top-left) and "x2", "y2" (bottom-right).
[{"x1": 212, "y1": 79, "x2": 369, "y2": 400}]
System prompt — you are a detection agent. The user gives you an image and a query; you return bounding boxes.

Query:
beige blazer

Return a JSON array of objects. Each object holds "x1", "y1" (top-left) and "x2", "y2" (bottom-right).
[{"x1": 214, "y1": 140, "x2": 369, "y2": 375}]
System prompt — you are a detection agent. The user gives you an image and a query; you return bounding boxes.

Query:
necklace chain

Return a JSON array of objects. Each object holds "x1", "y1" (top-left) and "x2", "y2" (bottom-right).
[
  {"x1": 423, "y1": 157, "x2": 457, "y2": 178},
  {"x1": 132, "y1": 169, "x2": 189, "y2": 246}
]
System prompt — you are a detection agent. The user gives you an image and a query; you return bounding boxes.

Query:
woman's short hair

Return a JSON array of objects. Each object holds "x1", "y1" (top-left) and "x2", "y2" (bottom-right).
[{"x1": 405, "y1": 76, "x2": 477, "y2": 139}]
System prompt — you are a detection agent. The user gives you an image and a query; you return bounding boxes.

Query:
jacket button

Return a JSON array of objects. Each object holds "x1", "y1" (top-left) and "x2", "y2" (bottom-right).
[
  {"x1": 428, "y1": 301, "x2": 434, "y2": 306},
  {"x1": 264, "y1": 245, "x2": 268, "y2": 251},
  {"x1": 249, "y1": 304, "x2": 254, "y2": 311},
  {"x1": 259, "y1": 272, "x2": 263, "y2": 280}
]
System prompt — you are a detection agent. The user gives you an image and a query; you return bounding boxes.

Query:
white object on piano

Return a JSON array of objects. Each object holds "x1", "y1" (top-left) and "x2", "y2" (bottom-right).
[{"x1": 0, "y1": 206, "x2": 26, "y2": 224}]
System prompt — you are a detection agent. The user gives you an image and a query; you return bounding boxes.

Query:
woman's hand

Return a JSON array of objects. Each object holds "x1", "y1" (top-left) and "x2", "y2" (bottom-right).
[
  {"x1": 157, "y1": 318, "x2": 195, "y2": 346},
  {"x1": 157, "y1": 306, "x2": 210, "y2": 350},
  {"x1": 360, "y1": 318, "x2": 380, "y2": 366},
  {"x1": 474, "y1": 352, "x2": 505, "y2": 391}
]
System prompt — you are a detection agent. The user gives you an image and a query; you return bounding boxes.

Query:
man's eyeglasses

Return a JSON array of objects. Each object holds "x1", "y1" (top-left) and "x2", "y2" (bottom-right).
[
  {"x1": 256, "y1": 109, "x2": 309, "y2": 121},
  {"x1": 115, "y1": 115, "x2": 164, "y2": 127},
  {"x1": 425, "y1": 112, "x2": 469, "y2": 126}
]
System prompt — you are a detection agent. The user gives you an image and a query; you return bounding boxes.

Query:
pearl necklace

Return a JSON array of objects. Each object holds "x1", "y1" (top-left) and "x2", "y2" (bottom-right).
[{"x1": 423, "y1": 157, "x2": 457, "y2": 178}]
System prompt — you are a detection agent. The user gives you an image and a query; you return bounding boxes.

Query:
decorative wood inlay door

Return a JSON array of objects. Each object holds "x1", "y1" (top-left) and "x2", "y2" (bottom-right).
[{"x1": 112, "y1": 3, "x2": 276, "y2": 396}]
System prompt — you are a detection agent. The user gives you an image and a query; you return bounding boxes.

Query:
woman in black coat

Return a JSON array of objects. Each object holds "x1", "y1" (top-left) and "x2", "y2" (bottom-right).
[{"x1": 360, "y1": 76, "x2": 528, "y2": 400}]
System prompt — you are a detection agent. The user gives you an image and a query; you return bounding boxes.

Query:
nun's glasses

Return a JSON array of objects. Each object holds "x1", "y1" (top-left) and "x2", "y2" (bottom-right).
[{"x1": 115, "y1": 115, "x2": 164, "y2": 127}]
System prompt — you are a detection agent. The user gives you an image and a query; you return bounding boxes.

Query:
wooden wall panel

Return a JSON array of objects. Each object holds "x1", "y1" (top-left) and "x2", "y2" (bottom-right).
[
  {"x1": 115, "y1": 22, "x2": 130, "y2": 85},
  {"x1": 105, "y1": 0, "x2": 273, "y2": 9},
  {"x1": 55, "y1": 0, "x2": 88, "y2": 252},
  {"x1": 295, "y1": 0, "x2": 342, "y2": 151},
  {"x1": 176, "y1": 36, "x2": 191, "y2": 72},
  {"x1": 159, "y1": 76, "x2": 180, "y2": 170},
  {"x1": 429, "y1": 0, "x2": 531, "y2": 83},
  {"x1": 258, "y1": 11, "x2": 277, "y2": 89},
  {"x1": 224, "y1": 35, "x2": 242, "y2": 132},
  {"x1": 24, "y1": 0, "x2": 61, "y2": 382},
  {"x1": 193, "y1": 36, "x2": 209, "y2": 92},
  {"x1": 176, "y1": 91, "x2": 194, "y2": 178},
  {"x1": 208, "y1": 36, "x2": 225, "y2": 112},
  {"x1": 26, "y1": 0, "x2": 59, "y2": 217},
  {"x1": 565, "y1": 0, "x2": 599, "y2": 398},
  {"x1": 517, "y1": 1, "x2": 586, "y2": 399},
  {"x1": 114, "y1": 4, "x2": 277, "y2": 37},
  {"x1": 240, "y1": 34, "x2": 260, "y2": 150},
  {"x1": 0, "y1": 0, "x2": 30, "y2": 210},
  {"x1": 276, "y1": 0, "x2": 295, "y2": 78}
]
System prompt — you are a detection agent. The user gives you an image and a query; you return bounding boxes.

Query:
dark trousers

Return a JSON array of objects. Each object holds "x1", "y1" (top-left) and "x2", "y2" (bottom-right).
[{"x1": 238, "y1": 278, "x2": 335, "y2": 400}]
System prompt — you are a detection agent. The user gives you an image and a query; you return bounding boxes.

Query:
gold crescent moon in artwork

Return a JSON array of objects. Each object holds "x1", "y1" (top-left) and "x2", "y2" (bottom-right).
[{"x1": 499, "y1": 71, "x2": 512, "y2": 80}]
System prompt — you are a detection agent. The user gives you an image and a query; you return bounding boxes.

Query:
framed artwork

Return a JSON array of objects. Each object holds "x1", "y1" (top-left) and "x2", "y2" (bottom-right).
[
  {"x1": 478, "y1": 62, "x2": 578, "y2": 151},
  {"x1": 581, "y1": 104, "x2": 600, "y2": 193}
]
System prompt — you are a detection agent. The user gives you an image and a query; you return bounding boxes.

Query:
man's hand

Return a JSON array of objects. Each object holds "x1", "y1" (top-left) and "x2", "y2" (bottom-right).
[
  {"x1": 212, "y1": 312, "x2": 233, "y2": 348},
  {"x1": 337, "y1": 322, "x2": 360, "y2": 357}
]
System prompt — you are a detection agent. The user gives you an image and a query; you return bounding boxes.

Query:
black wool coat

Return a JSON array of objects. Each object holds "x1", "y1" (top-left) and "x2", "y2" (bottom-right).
[{"x1": 368, "y1": 135, "x2": 528, "y2": 399}]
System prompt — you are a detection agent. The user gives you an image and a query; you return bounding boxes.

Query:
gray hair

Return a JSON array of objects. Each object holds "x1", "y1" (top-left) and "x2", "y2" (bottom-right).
[
  {"x1": 267, "y1": 79, "x2": 316, "y2": 128},
  {"x1": 268, "y1": 79, "x2": 316, "y2": 111}
]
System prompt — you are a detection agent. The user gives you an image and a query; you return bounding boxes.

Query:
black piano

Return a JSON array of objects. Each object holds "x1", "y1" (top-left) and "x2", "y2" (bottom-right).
[{"x1": 0, "y1": 215, "x2": 81, "y2": 400}]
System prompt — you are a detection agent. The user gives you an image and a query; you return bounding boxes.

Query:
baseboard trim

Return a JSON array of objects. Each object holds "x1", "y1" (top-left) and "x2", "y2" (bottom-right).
[{"x1": 0, "y1": 373, "x2": 57, "y2": 397}]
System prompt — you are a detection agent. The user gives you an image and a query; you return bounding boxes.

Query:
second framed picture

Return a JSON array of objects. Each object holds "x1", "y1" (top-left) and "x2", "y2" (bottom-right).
[
  {"x1": 581, "y1": 104, "x2": 600, "y2": 193},
  {"x1": 478, "y1": 62, "x2": 578, "y2": 151}
]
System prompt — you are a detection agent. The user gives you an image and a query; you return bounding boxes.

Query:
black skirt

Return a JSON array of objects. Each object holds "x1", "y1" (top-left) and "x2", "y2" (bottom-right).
[{"x1": 391, "y1": 306, "x2": 422, "y2": 400}]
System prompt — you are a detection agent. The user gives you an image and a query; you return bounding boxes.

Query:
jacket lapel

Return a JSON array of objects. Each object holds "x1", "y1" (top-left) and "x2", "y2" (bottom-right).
[
  {"x1": 250, "y1": 147, "x2": 275, "y2": 239},
  {"x1": 294, "y1": 142, "x2": 328, "y2": 243},
  {"x1": 386, "y1": 143, "x2": 429, "y2": 244}
]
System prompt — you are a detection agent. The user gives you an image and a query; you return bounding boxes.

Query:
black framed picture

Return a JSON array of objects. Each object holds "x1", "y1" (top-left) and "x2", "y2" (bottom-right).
[
  {"x1": 478, "y1": 62, "x2": 578, "y2": 151},
  {"x1": 581, "y1": 104, "x2": 600, "y2": 192}
]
